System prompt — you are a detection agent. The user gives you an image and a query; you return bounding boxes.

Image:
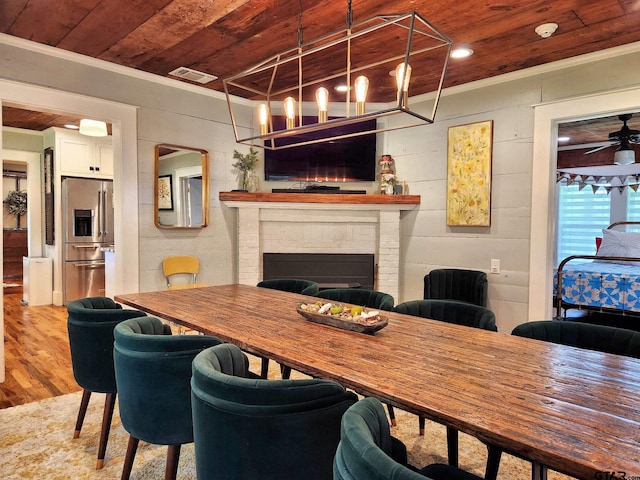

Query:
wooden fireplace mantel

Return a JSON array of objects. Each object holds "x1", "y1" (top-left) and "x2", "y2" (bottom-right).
[{"x1": 219, "y1": 191, "x2": 420, "y2": 210}]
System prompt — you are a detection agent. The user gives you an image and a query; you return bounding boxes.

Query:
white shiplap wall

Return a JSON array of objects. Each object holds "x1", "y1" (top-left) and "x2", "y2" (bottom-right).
[{"x1": 4, "y1": 34, "x2": 640, "y2": 333}]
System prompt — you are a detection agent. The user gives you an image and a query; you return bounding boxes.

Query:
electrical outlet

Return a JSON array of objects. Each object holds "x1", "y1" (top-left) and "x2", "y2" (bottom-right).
[{"x1": 490, "y1": 259, "x2": 500, "y2": 274}]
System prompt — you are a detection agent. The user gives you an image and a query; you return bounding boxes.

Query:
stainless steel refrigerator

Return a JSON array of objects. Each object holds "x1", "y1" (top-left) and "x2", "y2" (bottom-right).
[{"x1": 62, "y1": 177, "x2": 114, "y2": 304}]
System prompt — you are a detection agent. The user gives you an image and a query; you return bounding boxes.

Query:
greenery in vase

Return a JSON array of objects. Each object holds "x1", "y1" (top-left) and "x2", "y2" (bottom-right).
[{"x1": 232, "y1": 148, "x2": 259, "y2": 190}]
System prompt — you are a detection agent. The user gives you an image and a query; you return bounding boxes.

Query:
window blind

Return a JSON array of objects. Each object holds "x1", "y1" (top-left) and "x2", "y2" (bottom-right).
[{"x1": 556, "y1": 184, "x2": 610, "y2": 261}]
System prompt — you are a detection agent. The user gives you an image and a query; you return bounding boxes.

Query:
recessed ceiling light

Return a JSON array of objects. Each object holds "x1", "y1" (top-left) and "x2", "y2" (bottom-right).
[
  {"x1": 334, "y1": 85, "x2": 350, "y2": 92},
  {"x1": 450, "y1": 47, "x2": 474, "y2": 59},
  {"x1": 64, "y1": 124, "x2": 79, "y2": 130},
  {"x1": 557, "y1": 136, "x2": 570, "y2": 142}
]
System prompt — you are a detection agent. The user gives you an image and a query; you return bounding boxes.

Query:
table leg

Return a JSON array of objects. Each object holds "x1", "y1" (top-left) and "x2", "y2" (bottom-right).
[{"x1": 531, "y1": 461, "x2": 548, "y2": 480}]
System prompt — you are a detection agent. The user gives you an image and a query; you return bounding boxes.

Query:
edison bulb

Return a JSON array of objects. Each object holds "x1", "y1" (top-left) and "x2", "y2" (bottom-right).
[
  {"x1": 316, "y1": 87, "x2": 329, "y2": 123},
  {"x1": 258, "y1": 104, "x2": 269, "y2": 135},
  {"x1": 283, "y1": 97, "x2": 296, "y2": 129},
  {"x1": 354, "y1": 76, "x2": 369, "y2": 115},
  {"x1": 395, "y1": 63, "x2": 412, "y2": 108}
]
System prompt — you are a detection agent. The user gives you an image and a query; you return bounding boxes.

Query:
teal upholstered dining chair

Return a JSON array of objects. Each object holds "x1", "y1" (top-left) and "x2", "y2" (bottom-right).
[
  {"x1": 66, "y1": 296, "x2": 148, "y2": 470},
  {"x1": 191, "y1": 343, "x2": 358, "y2": 480},
  {"x1": 511, "y1": 320, "x2": 640, "y2": 357},
  {"x1": 257, "y1": 277, "x2": 320, "y2": 296},
  {"x1": 256, "y1": 277, "x2": 320, "y2": 377},
  {"x1": 423, "y1": 268, "x2": 488, "y2": 307},
  {"x1": 333, "y1": 397, "x2": 484, "y2": 480},
  {"x1": 391, "y1": 299, "x2": 497, "y2": 470},
  {"x1": 316, "y1": 287, "x2": 395, "y2": 312},
  {"x1": 480, "y1": 320, "x2": 640, "y2": 480},
  {"x1": 113, "y1": 316, "x2": 222, "y2": 480}
]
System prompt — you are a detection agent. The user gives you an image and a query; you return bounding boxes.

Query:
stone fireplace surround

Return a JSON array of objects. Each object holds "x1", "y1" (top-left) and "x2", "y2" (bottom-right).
[{"x1": 219, "y1": 192, "x2": 420, "y2": 303}]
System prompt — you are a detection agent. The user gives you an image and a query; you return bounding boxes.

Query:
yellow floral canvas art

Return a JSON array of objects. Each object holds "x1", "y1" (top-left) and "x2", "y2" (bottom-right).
[{"x1": 446, "y1": 120, "x2": 493, "y2": 226}]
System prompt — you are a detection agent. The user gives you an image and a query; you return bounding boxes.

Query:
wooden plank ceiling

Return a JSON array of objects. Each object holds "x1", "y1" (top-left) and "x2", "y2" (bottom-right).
[{"x1": 3, "y1": 0, "x2": 640, "y2": 164}]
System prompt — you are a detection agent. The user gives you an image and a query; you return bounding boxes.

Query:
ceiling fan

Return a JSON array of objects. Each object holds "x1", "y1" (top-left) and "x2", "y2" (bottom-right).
[{"x1": 585, "y1": 113, "x2": 640, "y2": 164}]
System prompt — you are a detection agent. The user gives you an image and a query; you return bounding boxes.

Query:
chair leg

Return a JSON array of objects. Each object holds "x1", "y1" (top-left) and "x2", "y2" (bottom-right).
[
  {"x1": 165, "y1": 444, "x2": 181, "y2": 480},
  {"x1": 73, "y1": 389, "x2": 91, "y2": 439},
  {"x1": 260, "y1": 357, "x2": 270, "y2": 379},
  {"x1": 485, "y1": 444, "x2": 503, "y2": 480},
  {"x1": 446, "y1": 426, "x2": 458, "y2": 468},
  {"x1": 120, "y1": 435, "x2": 139, "y2": 480},
  {"x1": 386, "y1": 404, "x2": 397, "y2": 426},
  {"x1": 419, "y1": 416, "x2": 425, "y2": 435},
  {"x1": 96, "y1": 392, "x2": 117, "y2": 470}
]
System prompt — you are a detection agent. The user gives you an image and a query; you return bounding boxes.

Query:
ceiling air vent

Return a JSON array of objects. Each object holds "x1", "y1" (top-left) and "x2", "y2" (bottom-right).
[{"x1": 168, "y1": 67, "x2": 217, "y2": 84}]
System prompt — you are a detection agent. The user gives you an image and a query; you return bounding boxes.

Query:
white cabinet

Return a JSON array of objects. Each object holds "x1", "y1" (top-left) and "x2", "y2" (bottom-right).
[
  {"x1": 22, "y1": 256, "x2": 53, "y2": 306},
  {"x1": 95, "y1": 139, "x2": 114, "y2": 177},
  {"x1": 55, "y1": 129, "x2": 113, "y2": 178}
]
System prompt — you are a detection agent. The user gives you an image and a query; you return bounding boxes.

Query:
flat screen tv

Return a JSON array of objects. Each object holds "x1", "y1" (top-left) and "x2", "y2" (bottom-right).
[{"x1": 264, "y1": 116, "x2": 377, "y2": 182}]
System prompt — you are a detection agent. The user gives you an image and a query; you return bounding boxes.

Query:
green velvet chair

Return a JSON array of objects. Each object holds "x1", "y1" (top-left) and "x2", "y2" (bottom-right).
[
  {"x1": 423, "y1": 269, "x2": 488, "y2": 307},
  {"x1": 480, "y1": 320, "x2": 640, "y2": 480},
  {"x1": 333, "y1": 397, "x2": 484, "y2": 480},
  {"x1": 511, "y1": 320, "x2": 640, "y2": 357},
  {"x1": 316, "y1": 288, "x2": 395, "y2": 311},
  {"x1": 257, "y1": 277, "x2": 320, "y2": 296},
  {"x1": 191, "y1": 343, "x2": 358, "y2": 480},
  {"x1": 256, "y1": 277, "x2": 320, "y2": 377},
  {"x1": 66, "y1": 296, "x2": 147, "y2": 470},
  {"x1": 391, "y1": 299, "x2": 497, "y2": 469},
  {"x1": 113, "y1": 316, "x2": 222, "y2": 480}
]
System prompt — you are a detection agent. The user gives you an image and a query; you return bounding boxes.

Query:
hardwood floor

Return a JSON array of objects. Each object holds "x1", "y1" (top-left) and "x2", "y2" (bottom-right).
[{"x1": 0, "y1": 288, "x2": 79, "y2": 409}]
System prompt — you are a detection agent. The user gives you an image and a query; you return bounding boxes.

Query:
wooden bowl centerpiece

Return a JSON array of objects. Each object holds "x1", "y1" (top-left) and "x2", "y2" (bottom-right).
[{"x1": 296, "y1": 301, "x2": 388, "y2": 334}]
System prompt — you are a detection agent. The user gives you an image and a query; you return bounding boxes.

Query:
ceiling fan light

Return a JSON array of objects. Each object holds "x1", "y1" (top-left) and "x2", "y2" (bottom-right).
[
  {"x1": 79, "y1": 118, "x2": 108, "y2": 137},
  {"x1": 614, "y1": 148, "x2": 635, "y2": 165}
]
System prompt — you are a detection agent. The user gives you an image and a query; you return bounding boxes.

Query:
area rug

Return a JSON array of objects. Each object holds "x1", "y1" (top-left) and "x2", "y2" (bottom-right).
[{"x1": 0, "y1": 389, "x2": 576, "y2": 480}]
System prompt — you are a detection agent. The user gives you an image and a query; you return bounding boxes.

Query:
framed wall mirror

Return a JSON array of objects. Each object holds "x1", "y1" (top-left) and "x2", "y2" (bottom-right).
[{"x1": 154, "y1": 143, "x2": 209, "y2": 229}]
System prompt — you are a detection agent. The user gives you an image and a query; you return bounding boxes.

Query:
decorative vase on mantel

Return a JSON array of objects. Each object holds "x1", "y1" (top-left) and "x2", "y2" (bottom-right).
[
  {"x1": 242, "y1": 171, "x2": 259, "y2": 193},
  {"x1": 233, "y1": 148, "x2": 259, "y2": 193}
]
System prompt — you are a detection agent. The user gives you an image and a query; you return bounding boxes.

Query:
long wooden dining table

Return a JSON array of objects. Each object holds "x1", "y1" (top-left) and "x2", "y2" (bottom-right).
[{"x1": 115, "y1": 284, "x2": 640, "y2": 480}]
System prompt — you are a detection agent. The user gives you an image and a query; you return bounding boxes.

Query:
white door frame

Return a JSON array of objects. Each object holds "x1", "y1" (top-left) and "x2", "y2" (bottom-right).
[
  {"x1": 1, "y1": 79, "x2": 139, "y2": 382},
  {"x1": 528, "y1": 86, "x2": 640, "y2": 321}
]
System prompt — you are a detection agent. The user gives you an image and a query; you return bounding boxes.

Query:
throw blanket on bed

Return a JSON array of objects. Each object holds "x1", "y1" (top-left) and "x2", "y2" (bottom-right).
[{"x1": 555, "y1": 261, "x2": 640, "y2": 312}]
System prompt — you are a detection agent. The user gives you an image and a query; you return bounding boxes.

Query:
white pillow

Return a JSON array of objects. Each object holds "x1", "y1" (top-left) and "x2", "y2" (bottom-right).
[{"x1": 596, "y1": 229, "x2": 640, "y2": 262}]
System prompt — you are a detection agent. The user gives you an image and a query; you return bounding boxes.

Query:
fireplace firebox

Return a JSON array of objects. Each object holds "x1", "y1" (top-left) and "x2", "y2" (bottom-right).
[{"x1": 263, "y1": 253, "x2": 375, "y2": 290}]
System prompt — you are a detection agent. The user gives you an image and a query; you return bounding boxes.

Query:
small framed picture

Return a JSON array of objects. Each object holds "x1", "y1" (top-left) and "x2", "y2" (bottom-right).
[{"x1": 158, "y1": 175, "x2": 174, "y2": 210}]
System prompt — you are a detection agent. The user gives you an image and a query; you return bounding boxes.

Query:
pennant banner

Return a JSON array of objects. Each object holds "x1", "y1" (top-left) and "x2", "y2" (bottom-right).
[{"x1": 557, "y1": 170, "x2": 640, "y2": 193}]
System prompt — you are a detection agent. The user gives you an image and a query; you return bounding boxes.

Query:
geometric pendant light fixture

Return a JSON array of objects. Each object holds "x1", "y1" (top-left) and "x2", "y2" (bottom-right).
[{"x1": 223, "y1": 2, "x2": 452, "y2": 150}]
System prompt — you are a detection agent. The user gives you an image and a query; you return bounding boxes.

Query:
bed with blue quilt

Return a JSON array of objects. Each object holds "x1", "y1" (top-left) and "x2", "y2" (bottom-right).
[{"x1": 555, "y1": 222, "x2": 640, "y2": 319}]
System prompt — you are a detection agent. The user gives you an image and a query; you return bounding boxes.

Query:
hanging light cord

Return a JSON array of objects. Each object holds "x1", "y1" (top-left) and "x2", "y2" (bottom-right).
[
  {"x1": 346, "y1": 0, "x2": 353, "y2": 30},
  {"x1": 297, "y1": 0, "x2": 304, "y2": 48},
  {"x1": 297, "y1": 0, "x2": 304, "y2": 122}
]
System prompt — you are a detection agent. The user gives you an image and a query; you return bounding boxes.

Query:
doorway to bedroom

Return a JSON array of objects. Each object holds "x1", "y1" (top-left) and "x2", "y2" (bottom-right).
[
  {"x1": 555, "y1": 112, "x2": 640, "y2": 262},
  {"x1": 554, "y1": 112, "x2": 640, "y2": 328}
]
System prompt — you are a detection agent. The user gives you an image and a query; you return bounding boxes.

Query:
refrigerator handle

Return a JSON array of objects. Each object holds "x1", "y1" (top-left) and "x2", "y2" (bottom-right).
[
  {"x1": 103, "y1": 189, "x2": 109, "y2": 236},
  {"x1": 97, "y1": 190, "x2": 103, "y2": 236},
  {"x1": 101, "y1": 189, "x2": 108, "y2": 236}
]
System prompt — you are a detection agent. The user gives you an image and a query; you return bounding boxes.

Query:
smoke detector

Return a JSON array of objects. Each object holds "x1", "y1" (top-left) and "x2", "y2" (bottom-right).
[{"x1": 535, "y1": 23, "x2": 558, "y2": 38}]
